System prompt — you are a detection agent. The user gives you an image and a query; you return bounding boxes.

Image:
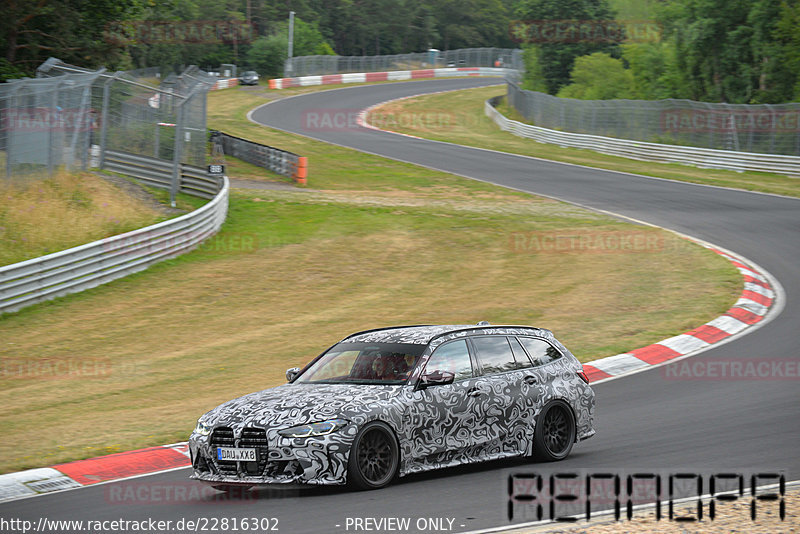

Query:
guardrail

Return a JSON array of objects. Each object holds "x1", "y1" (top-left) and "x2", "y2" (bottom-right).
[
  {"x1": 0, "y1": 174, "x2": 228, "y2": 315},
  {"x1": 216, "y1": 131, "x2": 307, "y2": 185},
  {"x1": 486, "y1": 96, "x2": 800, "y2": 176},
  {"x1": 103, "y1": 150, "x2": 221, "y2": 198}
]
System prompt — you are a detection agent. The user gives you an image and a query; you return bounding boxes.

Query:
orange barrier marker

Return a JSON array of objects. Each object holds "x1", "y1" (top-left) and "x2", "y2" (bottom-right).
[{"x1": 294, "y1": 157, "x2": 308, "y2": 185}]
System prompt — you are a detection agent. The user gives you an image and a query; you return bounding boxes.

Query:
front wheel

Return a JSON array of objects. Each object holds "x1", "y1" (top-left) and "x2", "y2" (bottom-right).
[
  {"x1": 347, "y1": 422, "x2": 399, "y2": 490},
  {"x1": 533, "y1": 400, "x2": 576, "y2": 461}
]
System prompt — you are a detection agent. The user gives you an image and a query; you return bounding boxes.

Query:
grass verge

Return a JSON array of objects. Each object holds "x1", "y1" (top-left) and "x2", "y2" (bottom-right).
[
  {"x1": 0, "y1": 83, "x2": 741, "y2": 474},
  {"x1": 0, "y1": 172, "x2": 165, "y2": 266},
  {"x1": 367, "y1": 85, "x2": 800, "y2": 198}
]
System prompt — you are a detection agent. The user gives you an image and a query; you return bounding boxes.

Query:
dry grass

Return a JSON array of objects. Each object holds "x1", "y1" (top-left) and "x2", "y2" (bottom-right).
[
  {"x1": 0, "y1": 172, "x2": 163, "y2": 266},
  {"x1": 368, "y1": 86, "x2": 800, "y2": 198}
]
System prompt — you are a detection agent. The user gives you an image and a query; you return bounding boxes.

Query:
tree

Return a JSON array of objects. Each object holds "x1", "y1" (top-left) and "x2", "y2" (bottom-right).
[
  {"x1": 557, "y1": 52, "x2": 634, "y2": 99},
  {"x1": 659, "y1": 0, "x2": 797, "y2": 103},
  {"x1": 245, "y1": 18, "x2": 334, "y2": 77},
  {"x1": 514, "y1": 0, "x2": 621, "y2": 95},
  {"x1": 773, "y1": 0, "x2": 800, "y2": 101},
  {"x1": 1, "y1": 0, "x2": 143, "y2": 76},
  {"x1": 622, "y1": 42, "x2": 690, "y2": 100}
]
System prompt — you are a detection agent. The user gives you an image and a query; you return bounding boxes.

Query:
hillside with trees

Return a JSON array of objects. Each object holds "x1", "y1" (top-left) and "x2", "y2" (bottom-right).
[{"x1": 2, "y1": 0, "x2": 797, "y2": 103}]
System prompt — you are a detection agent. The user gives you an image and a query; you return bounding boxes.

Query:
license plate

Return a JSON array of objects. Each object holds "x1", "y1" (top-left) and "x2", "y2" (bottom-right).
[{"x1": 216, "y1": 447, "x2": 258, "y2": 461}]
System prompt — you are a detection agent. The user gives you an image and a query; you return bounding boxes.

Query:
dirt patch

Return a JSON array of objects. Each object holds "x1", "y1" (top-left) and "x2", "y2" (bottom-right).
[{"x1": 94, "y1": 172, "x2": 185, "y2": 216}]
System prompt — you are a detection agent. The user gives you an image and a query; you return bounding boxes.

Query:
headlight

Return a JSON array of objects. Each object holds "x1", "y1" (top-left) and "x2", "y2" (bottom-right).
[
  {"x1": 194, "y1": 420, "x2": 212, "y2": 436},
  {"x1": 278, "y1": 419, "x2": 349, "y2": 438}
]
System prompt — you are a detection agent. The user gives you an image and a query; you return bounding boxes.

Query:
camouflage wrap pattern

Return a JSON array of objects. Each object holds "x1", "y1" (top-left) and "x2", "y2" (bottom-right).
[{"x1": 189, "y1": 325, "x2": 595, "y2": 486}]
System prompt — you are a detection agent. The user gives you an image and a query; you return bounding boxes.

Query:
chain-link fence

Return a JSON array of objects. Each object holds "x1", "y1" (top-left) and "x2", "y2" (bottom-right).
[
  {"x1": 0, "y1": 58, "x2": 215, "y2": 188},
  {"x1": 287, "y1": 48, "x2": 523, "y2": 77},
  {"x1": 507, "y1": 80, "x2": 800, "y2": 156},
  {"x1": 0, "y1": 68, "x2": 101, "y2": 179}
]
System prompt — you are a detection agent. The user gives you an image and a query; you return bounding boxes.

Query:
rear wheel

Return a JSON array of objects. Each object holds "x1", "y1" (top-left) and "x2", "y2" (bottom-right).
[
  {"x1": 533, "y1": 401, "x2": 576, "y2": 461},
  {"x1": 347, "y1": 422, "x2": 399, "y2": 490}
]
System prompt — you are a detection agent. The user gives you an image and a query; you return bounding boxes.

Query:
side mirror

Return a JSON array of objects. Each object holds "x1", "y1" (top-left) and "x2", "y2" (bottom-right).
[
  {"x1": 417, "y1": 370, "x2": 455, "y2": 390},
  {"x1": 286, "y1": 367, "x2": 301, "y2": 382}
]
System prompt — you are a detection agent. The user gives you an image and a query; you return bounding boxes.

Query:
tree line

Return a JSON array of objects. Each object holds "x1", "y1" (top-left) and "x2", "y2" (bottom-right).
[{"x1": 2, "y1": 0, "x2": 798, "y2": 103}]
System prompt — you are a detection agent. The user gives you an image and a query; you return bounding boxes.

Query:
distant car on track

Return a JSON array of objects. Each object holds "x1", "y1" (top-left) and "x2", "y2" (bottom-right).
[
  {"x1": 189, "y1": 323, "x2": 595, "y2": 490},
  {"x1": 238, "y1": 70, "x2": 259, "y2": 85}
]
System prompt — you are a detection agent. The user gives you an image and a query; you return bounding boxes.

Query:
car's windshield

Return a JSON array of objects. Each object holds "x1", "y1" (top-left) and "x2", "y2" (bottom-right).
[
  {"x1": 295, "y1": 342, "x2": 426, "y2": 385},
  {"x1": 243, "y1": 71, "x2": 257, "y2": 76}
]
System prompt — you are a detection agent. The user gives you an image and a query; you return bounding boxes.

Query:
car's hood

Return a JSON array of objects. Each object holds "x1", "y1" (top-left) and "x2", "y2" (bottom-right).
[{"x1": 200, "y1": 383, "x2": 402, "y2": 429}]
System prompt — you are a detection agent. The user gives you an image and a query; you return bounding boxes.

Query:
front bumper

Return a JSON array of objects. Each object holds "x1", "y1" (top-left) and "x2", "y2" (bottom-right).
[{"x1": 189, "y1": 425, "x2": 356, "y2": 486}]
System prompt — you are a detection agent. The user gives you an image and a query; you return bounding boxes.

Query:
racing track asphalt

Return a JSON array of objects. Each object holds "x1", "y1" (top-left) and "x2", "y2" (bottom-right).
[{"x1": 2, "y1": 78, "x2": 799, "y2": 533}]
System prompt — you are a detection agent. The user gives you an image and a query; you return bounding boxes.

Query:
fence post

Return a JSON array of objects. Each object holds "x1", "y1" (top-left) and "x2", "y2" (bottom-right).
[
  {"x1": 170, "y1": 93, "x2": 188, "y2": 207},
  {"x1": 78, "y1": 83, "x2": 92, "y2": 171},
  {"x1": 5, "y1": 81, "x2": 22, "y2": 179},
  {"x1": 99, "y1": 72, "x2": 122, "y2": 170},
  {"x1": 47, "y1": 79, "x2": 60, "y2": 177}
]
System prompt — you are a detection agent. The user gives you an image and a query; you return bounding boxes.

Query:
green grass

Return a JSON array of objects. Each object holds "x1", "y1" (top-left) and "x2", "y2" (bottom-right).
[
  {"x1": 368, "y1": 86, "x2": 800, "y2": 198},
  {"x1": 0, "y1": 81, "x2": 742, "y2": 474}
]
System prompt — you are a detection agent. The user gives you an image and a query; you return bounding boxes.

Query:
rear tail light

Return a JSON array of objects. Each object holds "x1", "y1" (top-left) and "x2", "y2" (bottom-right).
[{"x1": 578, "y1": 368, "x2": 590, "y2": 384}]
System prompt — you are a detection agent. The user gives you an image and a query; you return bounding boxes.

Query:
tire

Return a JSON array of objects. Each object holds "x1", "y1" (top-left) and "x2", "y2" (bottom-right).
[
  {"x1": 532, "y1": 400, "x2": 576, "y2": 462},
  {"x1": 347, "y1": 421, "x2": 399, "y2": 490}
]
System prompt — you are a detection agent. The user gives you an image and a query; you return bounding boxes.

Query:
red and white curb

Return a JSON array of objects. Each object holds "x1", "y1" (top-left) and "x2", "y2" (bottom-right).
[
  {"x1": 268, "y1": 67, "x2": 513, "y2": 89},
  {"x1": 583, "y1": 244, "x2": 779, "y2": 383},
  {"x1": 0, "y1": 443, "x2": 190, "y2": 503}
]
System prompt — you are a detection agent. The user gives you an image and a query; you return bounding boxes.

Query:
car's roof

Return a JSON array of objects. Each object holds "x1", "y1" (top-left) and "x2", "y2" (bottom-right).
[{"x1": 343, "y1": 324, "x2": 552, "y2": 345}]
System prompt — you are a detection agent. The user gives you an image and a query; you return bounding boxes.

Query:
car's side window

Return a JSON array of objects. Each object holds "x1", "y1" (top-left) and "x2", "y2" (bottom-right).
[
  {"x1": 508, "y1": 336, "x2": 533, "y2": 369},
  {"x1": 471, "y1": 336, "x2": 518, "y2": 374},
  {"x1": 424, "y1": 339, "x2": 473, "y2": 381},
  {"x1": 518, "y1": 337, "x2": 563, "y2": 367}
]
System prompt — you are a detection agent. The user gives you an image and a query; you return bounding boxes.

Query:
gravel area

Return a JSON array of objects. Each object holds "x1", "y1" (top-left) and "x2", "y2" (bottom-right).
[
  {"x1": 94, "y1": 172, "x2": 184, "y2": 216},
  {"x1": 230, "y1": 178, "x2": 314, "y2": 192}
]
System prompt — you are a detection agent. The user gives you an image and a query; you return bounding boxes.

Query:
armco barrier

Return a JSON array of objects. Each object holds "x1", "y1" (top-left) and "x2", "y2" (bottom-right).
[
  {"x1": 268, "y1": 67, "x2": 513, "y2": 89},
  {"x1": 0, "y1": 176, "x2": 228, "y2": 315},
  {"x1": 103, "y1": 150, "x2": 221, "y2": 199},
  {"x1": 217, "y1": 131, "x2": 307, "y2": 184},
  {"x1": 486, "y1": 96, "x2": 800, "y2": 176}
]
